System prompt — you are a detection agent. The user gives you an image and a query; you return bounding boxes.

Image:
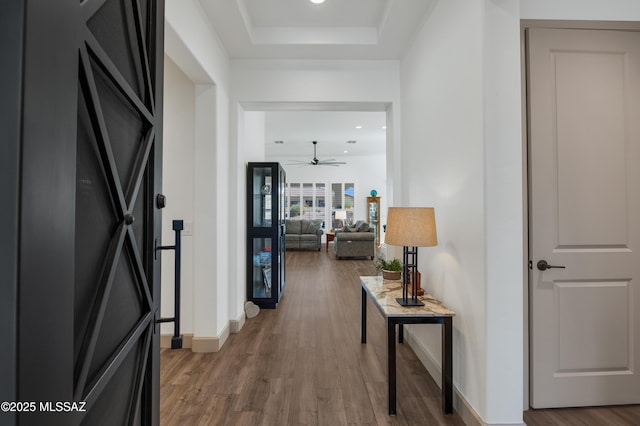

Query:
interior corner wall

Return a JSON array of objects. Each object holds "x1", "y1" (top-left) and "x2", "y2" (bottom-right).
[
  {"x1": 161, "y1": 55, "x2": 196, "y2": 336},
  {"x1": 165, "y1": 0, "x2": 234, "y2": 347}
]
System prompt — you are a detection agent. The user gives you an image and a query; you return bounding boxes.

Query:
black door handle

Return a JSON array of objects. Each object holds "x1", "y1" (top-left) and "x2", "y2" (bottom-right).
[{"x1": 536, "y1": 260, "x2": 565, "y2": 271}]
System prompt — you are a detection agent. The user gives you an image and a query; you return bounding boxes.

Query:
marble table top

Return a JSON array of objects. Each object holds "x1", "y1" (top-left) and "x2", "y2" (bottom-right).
[{"x1": 360, "y1": 276, "x2": 455, "y2": 318}]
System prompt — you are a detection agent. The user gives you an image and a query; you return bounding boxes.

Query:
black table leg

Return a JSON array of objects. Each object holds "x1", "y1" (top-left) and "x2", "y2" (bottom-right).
[
  {"x1": 388, "y1": 318, "x2": 397, "y2": 415},
  {"x1": 361, "y1": 287, "x2": 367, "y2": 344},
  {"x1": 398, "y1": 322, "x2": 404, "y2": 343},
  {"x1": 442, "y1": 317, "x2": 453, "y2": 414}
]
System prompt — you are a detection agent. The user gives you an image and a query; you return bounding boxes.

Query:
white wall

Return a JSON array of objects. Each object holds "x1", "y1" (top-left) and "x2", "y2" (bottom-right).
[
  {"x1": 483, "y1": 1, "x2": 524, "y2": 423},
  {"x1": 164, "y1": 0, "x2": 233, "y2": 349},
  {"x1": 400, "y1": 0, "x2": 488, "y2": 420},
  {"x1": 400, "y1": 0, "x2": 523, "y2": 424},
  {"x1": 244, "y1": 111, "x2": 267, "y2": 159},
  {"x1": 161, "y1": 55, "x2": 196, "y2": 335}
]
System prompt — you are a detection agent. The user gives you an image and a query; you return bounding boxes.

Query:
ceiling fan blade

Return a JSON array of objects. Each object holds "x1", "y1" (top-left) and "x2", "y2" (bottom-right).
[
  {"x1": 292, "y1": 141, "x2": 345, "y2": 166},
  {"x1": 318, "y1": 161, "x2": 347, "y2": 165}
]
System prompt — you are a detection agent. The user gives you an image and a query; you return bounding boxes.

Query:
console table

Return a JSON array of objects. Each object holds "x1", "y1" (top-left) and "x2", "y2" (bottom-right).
[{"x1": 360, "y1": 276, "x2": 455, "y2": 416}]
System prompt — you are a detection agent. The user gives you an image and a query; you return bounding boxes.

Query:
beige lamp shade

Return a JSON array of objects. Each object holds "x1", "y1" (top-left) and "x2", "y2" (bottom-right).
[
  {"x1": 334, "y1": 210, "x2": 347, "y2": 220},
  {"x1": 385, "y1": 207, "x2": 438, "y2": 247}
]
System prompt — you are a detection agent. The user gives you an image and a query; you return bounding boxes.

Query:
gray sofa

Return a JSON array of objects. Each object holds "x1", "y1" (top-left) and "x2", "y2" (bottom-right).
[
  {"x1": 285, "y1": 219, "x2": 323, "y2": 250},
  {"x1": 335, "y1": 221, "x2": 375, "y2": 259}
]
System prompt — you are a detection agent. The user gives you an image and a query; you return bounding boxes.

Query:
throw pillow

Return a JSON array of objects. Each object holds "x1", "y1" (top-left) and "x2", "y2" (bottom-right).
[
  {"x1": 302, "y1": 219, "x2": 322, "y2": 234},
  {"x1": 358, "y1": 222, "x2": 370, "y2": 232},
  {"x1": 309, "y1": 219, "x2": 322, "y2": 233}
]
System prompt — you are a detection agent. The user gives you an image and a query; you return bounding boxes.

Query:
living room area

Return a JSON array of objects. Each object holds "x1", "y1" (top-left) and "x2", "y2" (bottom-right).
[{"x1": 261, "y1": 110, "x2": 389, "y2": 259}]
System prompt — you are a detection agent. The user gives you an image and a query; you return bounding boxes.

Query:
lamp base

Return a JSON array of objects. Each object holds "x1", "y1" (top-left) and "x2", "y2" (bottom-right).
[{"x1": 396, "y1": 297, "x2": 424, "y2": 307}]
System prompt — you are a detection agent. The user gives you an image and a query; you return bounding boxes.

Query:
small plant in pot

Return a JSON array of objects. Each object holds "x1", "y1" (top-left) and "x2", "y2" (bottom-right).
[{"x1": 374, "y1": 256, "x2": 403, "y2": 281}]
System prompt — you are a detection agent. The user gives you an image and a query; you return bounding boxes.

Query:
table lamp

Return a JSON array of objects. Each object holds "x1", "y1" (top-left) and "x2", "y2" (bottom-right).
[
  {"x1": 335, "y1": 210, "x2": 347, "y2": 228},
  {"x1": 384, "y1": 207, "x2": 438, "y2": 306}
]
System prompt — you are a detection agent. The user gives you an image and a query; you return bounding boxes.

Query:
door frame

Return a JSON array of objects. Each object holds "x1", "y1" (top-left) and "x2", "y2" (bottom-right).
[{"x1": 521, "y1": 19, "x2": 640, "y2": 410}]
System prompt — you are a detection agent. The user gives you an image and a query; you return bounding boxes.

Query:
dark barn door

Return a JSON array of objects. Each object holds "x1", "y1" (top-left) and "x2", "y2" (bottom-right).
[{"x1": 6, "y1": 0, "x2": 164, "y2": 425}]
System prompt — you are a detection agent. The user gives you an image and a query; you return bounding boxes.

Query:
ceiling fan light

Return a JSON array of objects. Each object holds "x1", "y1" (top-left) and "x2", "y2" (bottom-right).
[{"x1": 309, "y1": 0, "x2": 326, "y2": 4}]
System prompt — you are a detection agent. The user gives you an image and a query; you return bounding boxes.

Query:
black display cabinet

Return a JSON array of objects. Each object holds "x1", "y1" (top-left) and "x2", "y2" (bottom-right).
[{"x1": 247, "y1": 162, "x2": 286, "y2": 308}]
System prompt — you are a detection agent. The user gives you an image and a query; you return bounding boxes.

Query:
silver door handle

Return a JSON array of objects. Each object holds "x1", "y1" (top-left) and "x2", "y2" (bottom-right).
[{"x1": 536, "y1": 260, "x2": 565, "y2": 271}]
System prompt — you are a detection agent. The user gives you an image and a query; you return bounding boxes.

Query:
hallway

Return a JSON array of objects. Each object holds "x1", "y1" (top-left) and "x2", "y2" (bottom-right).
[{"x1": 160, "y1": 250, "x2": 465, "y2": 425}]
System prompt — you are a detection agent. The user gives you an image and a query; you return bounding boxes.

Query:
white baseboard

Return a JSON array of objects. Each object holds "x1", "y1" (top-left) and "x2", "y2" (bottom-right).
[
  {"x1": 229, "y1": 311, "x2": 246, "y2": 334},
  {"x1": 404, "y1": 327, "x2": 487, "y2": 426},
  {"x1": 161, "y1": 317, "x2": 240, "y2": 353},
  {"x1": 405, "y1": 328, "x2": 525, "y2": 426},
  {"x1": 192, "y1": 322, "x2": 230, "y2": 352}
]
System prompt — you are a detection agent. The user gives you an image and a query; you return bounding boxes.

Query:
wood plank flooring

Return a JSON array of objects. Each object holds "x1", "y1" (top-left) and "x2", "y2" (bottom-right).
[
  {"x1": 524, "y1": 405, "x2": 640, "y2": 426},
  {"x1": 160, "y1": 250, "x2": 465, "y2": 425},
  {"x1": 160, "y1": 250, "x2": 640, "y2": 425}
]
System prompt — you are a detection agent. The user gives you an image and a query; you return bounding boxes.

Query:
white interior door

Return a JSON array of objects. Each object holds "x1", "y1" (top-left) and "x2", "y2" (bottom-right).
[{"x1": 529, "y1": 27, "x2": 640, "y2": 408}]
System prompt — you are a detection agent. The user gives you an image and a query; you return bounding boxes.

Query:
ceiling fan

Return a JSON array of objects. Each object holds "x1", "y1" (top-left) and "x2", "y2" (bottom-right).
[{"x1": 287, "y1": 141, "x2": 346, "y2": 167}]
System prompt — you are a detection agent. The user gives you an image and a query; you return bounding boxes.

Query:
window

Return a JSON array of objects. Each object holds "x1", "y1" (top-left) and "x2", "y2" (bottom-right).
[
  {"x1": 285, "y1": 182, "x2": 326, "y2": 222},
  {"x1": 331, "y1": 182, "x2": 355, "y2": 226},
  {"x1": 286, "y1": 182, "x2": 354, "y2": 229}
]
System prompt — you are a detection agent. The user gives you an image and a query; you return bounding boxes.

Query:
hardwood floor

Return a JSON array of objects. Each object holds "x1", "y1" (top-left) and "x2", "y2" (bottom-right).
[
  {"x1": 160, "y1": 250, "x2": 465, "y2": 425},
  {"x1": 524, "y1": 405, "x2": 640, "y2": 426},
  {"x1": 160, "y1": 250, "x2": 640, "y2": 425}
]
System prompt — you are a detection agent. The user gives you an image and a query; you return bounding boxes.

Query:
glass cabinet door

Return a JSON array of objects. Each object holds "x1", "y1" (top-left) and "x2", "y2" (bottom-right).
[
  {"x1": 251, "y1": 237, "x2": 272, "y2": 299},
  {"x1": 252, "y1": 166, "x2": 273, "y2": 227},
  {"x1": 367, "y1": 196, "x2": 381, "y2": 248}
]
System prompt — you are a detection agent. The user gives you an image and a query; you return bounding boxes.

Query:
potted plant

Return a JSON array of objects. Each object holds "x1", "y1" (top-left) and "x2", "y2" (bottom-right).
[{"x1": 374, "y1": 256, "x2": 403, "y2": 281}]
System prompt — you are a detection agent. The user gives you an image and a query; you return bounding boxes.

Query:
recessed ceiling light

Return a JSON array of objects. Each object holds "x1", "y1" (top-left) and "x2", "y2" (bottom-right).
[
  {"x1": 344, "y1": 150, "x2": 349, "y2": 154},
  {"x1": 355, "y1": 125, "x2": 362, "y2": 129},
  {"x1": 381, "y1": 126, "x2": 387, "y2": 130},
  {"x1": 309, "y1": 0, "x2": 325, "y2": 4}
]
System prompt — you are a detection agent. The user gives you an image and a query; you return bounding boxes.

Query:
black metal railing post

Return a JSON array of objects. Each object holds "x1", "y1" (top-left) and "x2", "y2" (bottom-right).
[{"x1": 156, "y1": 219, "x2": 183, "y2": 349}]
